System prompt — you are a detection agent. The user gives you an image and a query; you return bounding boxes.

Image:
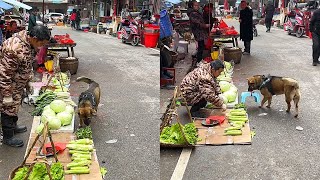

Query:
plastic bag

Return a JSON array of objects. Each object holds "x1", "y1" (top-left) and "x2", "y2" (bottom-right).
[{"x1": 219, "y1": 19, "x2": 229, "y2": 29}]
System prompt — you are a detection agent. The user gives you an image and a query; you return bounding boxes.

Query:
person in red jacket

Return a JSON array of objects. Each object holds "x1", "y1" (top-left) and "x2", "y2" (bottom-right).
[{"x1": 70, "y1": 9, "x2": 77, "y2": 30}]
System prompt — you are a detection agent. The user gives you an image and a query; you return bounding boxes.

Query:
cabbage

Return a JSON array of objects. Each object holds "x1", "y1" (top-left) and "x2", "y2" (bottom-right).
[
  {"x1": 224, "y1": 61, "x2": 232, "y2": 71},
  {"x1": 35, "y1": 123, "x2": 44, "y2": 134},
  {"x1": 50, "y1": 100, "x2": 67, "y2": 113},
  {"x1": 47, "y1": 116, "x2": 61, "y2": 130},
  {"x1": 43, "y1": 105, "x2": 51, "y2": 111},
  {"x1": 57, "y1": 111, "x2": 73, "y2": 126},
  {"x1": 229, "y1": 84, "x2": 238, "y2": 93},
  {"x1": 219, "y1": 81, "x2": 231, "y2": 92},
  {"x1": 221, "y1": 95, "x2": 228, "y2": 104},
  {"x1": 41, "y1": 109, "x2": 56, "y2": 123},
  {"x1": 223, "y1": 91, "x2": 237, "y2": 103},
  {"x1": 65, "y1": 105, "x2": 74, "y2": 114}
]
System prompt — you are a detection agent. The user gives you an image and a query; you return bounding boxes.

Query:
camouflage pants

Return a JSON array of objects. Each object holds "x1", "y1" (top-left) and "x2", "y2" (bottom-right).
[{"x1": 0, "y1": 86, "x2": 24, "y2": 117}]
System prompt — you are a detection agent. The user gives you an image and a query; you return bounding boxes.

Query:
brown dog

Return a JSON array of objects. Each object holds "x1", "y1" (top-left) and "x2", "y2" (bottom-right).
[
  {"x1": 76, "y1": 76, "x2": 101, "y2": 127},
  {"x1": 247, "y1": 75, "x2": 301, "y2": 117}
]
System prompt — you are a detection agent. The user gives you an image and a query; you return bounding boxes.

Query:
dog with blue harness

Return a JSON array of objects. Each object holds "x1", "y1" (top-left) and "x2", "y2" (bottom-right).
[{"x1": 247, "y1": 75, "x2": 301, "y2": 118}]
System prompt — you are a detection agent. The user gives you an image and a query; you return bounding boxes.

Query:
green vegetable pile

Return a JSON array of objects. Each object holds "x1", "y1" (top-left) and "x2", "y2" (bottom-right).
[
  {"x1": 234, "y1": 103, "x2": 246, "y2": 110},
  {"x1": 100, "y1": 167, "x2": 107, "y2": 177},
  {"x1": 76, "y1": 126, "x2": 93, "y2": 139},
  {"x1": 160, "y1": 123, "x2": 200, "y2": 145},
  {"x1": 66, "y1": 139, "x2": 94, "y2": 174},
  {"x1": 31, "y1": 92, "x2": 57, "y2": 116},
  {"x1": 12, "y1": 162, "x2": 64, "y2": 180}
]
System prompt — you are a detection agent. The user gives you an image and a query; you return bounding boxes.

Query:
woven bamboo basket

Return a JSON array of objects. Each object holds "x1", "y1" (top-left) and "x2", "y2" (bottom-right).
[
  {"x1": 223, "y1": 47, "x2": 242, "y2": 64},
  {"x1": 59, "y1": 57, "x2": 79, "y2": 75}
]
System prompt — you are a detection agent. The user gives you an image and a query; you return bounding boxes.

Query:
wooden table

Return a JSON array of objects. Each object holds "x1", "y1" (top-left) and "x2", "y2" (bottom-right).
[
  {"x1": 209, "y1": 34, "x2": 240, "y2": 48},
  {"x1": 46, "y1": 43, "x2": 77, "y2": 57}
]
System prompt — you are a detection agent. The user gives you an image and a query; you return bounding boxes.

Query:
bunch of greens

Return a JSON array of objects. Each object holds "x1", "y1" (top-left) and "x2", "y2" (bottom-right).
[
  {"x1": 76, "y1": 126, "x2": 93, "y2": 139},
  {"x1": 31, "y1": 91, "x2": 57, "y2": 116},
  {"x1": 13, "y1": 166, "x2": 29, "y2": 180},
  {"x1": 160, "y1": 123, "x2": 200, "y2": 145},
  {"x1": 48, "y1": 162, "x2": 64, "y2": 180},
  {"x1": 234, "y1": 103, "x2": 246, "y2": 110},
  {"x1": 28, "y1": 163, "x2": 48, "y2": 180},
  {"x1": 183, "y1": 123, "x2": 200, "y2": 145}
]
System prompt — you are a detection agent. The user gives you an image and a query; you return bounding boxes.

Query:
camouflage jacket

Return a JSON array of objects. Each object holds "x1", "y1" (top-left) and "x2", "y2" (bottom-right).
[
  {"x1": 180, "y1": 63, "x2": 224, "y2": 107},
  {"x1": 0, "y1": 30, "x2": 34, "y2": 97}
]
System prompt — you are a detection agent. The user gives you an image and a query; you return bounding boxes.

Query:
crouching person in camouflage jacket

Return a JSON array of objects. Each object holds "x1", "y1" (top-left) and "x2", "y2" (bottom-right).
[
  {"x1": 180, "y1": 60, "x2": 227, "y2": 117},
  {"x1": 0, "y1": 25, "x2": 51, "y2": 147}
]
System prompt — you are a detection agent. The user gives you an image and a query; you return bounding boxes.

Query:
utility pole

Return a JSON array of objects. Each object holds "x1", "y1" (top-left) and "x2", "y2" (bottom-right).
[{"x1": 43, "y1": 0, "x2": 45, "y2": 23}]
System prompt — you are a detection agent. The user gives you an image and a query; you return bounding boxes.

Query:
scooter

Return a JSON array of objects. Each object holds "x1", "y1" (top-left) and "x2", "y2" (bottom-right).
[
  {"x1": 284, "y1": 9, "x2": 305, "y2": 38},
  {"x1": 120, "y1": 16, "x2": 141, "y2": 46}
]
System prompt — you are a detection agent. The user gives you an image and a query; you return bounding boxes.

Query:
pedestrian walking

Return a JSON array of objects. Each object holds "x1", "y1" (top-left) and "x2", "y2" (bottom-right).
[
  {"x1": 28, "y1": 8, "x2": 37, "y2": 32},
  {"x1": 189, "y1": 1, "x2": 210, "y2": 63},
  {"x1": 76, "y1": 9, "x2": 81, "y2": 30},
  {"x1": 264, "y1": 1, "x2": 275, "y2": 32},
  {"x1": 0, "y1": 25, "x2": 51, "y2": 147},
  {"x1": 239, "y1": 0, "x2": 253, "y2": 54},
  {"x1": 309, "y1": 8, "x2": 320, "y2": 66},
  {"x1": 70, "y1": 9, "x2": 77, "y2": 30}
]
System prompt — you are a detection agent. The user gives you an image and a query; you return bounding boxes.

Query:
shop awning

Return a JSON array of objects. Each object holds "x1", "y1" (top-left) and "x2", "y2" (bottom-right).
[
  {"x1": 0, "y1": 0, "x2": 13, "y2": 10},
  {"x1": 2, "y1": 0, "x2": 32, "y2": 10}
]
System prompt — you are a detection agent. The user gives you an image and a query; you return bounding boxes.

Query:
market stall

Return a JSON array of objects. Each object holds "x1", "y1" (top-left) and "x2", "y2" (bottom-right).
[{"x1": 9, "y1": 44, "x2": 106, "y2": 179}]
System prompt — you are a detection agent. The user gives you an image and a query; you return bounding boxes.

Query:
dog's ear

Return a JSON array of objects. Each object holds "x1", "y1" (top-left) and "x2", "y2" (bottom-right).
[
  {"x1": 91, "y1": 109, "x2": 97, "y2": 116},
  {"x1": 261, "y1": 75, "x2": 265, "y2": 78}
]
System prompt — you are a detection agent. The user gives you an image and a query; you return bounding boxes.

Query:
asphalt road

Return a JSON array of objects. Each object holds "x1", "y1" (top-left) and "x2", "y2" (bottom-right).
[
  {"x1": 160, "y1": 19, "x2": 320, "y2": 180},
  {"x1": 0, "y1": 27, "x2": 159, "y2": 179}
]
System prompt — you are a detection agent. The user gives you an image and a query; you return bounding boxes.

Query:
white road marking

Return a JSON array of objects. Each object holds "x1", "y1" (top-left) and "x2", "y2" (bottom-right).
[{"x1": 170, "y1": 148, "x2": 193, "y2": 180}]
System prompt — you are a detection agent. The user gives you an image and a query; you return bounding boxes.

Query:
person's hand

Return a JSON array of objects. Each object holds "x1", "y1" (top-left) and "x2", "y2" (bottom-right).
[
  {"x1": 3, "y1": 96, "x2": 14, "y2": 106},
  {"x1": 221, "y1": 104, "x2": 227, "y2": 112},
  {"x1": 26, "y1": 82, "x2": 34, "y2": 95},
  {"x1": 205, "y1": 24, "x2": 210, "y2": 28},
  {"x1": 239, "y1": 19, "x2": 242, "y2": 23}
]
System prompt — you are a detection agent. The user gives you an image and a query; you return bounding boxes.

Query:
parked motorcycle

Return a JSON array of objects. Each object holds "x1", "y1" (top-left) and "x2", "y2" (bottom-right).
[
  {"x1": 284, "y1": 9, "x2": 305, "y2": 38},
  {"x1": 121, "y1": 16, "x2": 141, "y2": 46}
]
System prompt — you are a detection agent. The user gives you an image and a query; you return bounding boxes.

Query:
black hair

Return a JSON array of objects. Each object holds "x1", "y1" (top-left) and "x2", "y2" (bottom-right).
[
  {"x1": 241, "y1": 0, "x2": 247, "y2": 4},
  {"x1": 210, "y1": 60, "x2": 225, "y2": 70},
  {"x1": 29, "y1": 25, "x2": 51, "y2": 41}
]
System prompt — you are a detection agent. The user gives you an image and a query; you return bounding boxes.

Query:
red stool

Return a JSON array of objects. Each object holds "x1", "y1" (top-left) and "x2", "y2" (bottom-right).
[{"x1": 160, "y1": 68, "x2": 176, "y2": 86}]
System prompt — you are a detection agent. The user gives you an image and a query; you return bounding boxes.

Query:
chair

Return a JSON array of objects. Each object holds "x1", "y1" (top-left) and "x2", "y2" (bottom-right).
[
  {"x1": 160, "y1": 68, "x2": 176, "y2": 87},
  {"x1": 173, "y1": 31, "x2": 188, "y2": 54}
]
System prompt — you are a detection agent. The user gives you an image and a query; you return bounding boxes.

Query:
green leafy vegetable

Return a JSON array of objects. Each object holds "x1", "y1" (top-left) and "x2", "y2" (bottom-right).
[
  {"x1": 48, "y1": 162, "x2": 65, "y2": 180},
  {"x1": 100, "y1": 167, "x2": 108, "y2": 177},
  {"x1": 13, "y1": 166, "x2": 29, "y2": 180},
  {"x1": 76, "y1": 127, "x2": 93, "y2": 139},
  {"x1": 28, "y1": 163, "x2": 48, "y2": 180},
  {"x1": 160, "y1": 123, "x2": 200, "y2": 145}
]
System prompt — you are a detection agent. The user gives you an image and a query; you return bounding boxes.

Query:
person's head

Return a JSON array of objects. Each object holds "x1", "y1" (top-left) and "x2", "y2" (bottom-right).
[
  {"x1": 203, "y1": 5, "x2": 209, "y2": 13},
  {"x1": 192, "y1": 1, "x2": 200, "y2": 11},
  {"x1": 240, "y1": 0, "x2": 247, "y2": 9},
  {"x1": 210, "y1": 60, "x2": 225, "y2": 77},
  {"x1": 28, "y1": 25, "x2": 51, "y2": 50},
  {"x1": 9, "y1": 21, "x2": 17, "y2": 30}
]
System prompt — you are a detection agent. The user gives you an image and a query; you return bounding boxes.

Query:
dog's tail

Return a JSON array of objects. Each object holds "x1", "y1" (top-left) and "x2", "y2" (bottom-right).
[{"x1": 76, "y1": 76, "x2": 94, "y2": 84}]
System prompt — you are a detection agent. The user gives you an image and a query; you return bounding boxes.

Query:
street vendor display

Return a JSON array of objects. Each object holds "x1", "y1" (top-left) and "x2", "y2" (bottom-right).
[{"x1": 0, "y1": 25, "x2": 51, "y2": 147}]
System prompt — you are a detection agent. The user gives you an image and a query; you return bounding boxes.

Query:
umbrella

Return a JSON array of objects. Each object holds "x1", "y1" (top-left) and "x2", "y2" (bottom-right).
[{"x1": 0, "y1": 0, "x2": 13, "y2": 10}]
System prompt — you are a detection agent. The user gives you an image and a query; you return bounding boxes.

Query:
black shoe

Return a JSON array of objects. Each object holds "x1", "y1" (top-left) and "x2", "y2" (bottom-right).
[
  {"x1": 313, "y1": 62, "x2": 317, "y2": 66},
  {"x1": 12, "y1": 116, "x2": 27, "y2": 133},
  {"x1": 14, "y1": 125, "x2": 27, "y2": 133},
  {"x1": 2, "y1": 128, "x2": 24, "y2": 147},
  {"x1": 163, "y1": 71, "x2": 173, "y2": 79}
]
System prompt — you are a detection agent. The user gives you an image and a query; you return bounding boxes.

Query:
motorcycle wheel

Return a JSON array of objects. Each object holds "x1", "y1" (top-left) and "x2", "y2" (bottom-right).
[
  {"x1": 296, "y1": 27, "x2": 304, "y2": 38},
  {"x1": 122, "y1": 37, "x2": 126, "y2": 43},
  {"x1": 287, "y1": 29, "x2": 292, "y2": 35},
  {"x1": 131, "y1": 36, "x2": 140, "y2": 46}
]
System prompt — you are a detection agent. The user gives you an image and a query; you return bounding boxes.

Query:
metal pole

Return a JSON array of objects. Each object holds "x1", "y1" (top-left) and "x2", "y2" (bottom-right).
[{"x1": 42, "y1": 0, "x2": 45, "y2": 23}]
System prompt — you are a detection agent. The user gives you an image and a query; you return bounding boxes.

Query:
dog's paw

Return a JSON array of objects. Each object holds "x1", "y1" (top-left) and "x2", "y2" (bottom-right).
[
  {"x1": 266, "y1": 106, "x2": 271, "y2": 108},
  {"x1": 286, "y1": 109, "x2": 290, "y2": 113},
  {"x1": 294, "y1": 114, "x2": 298, "y2": 118},
  {"x1": 259, "y1": 106, "x2": 262, "y2": 108}
]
